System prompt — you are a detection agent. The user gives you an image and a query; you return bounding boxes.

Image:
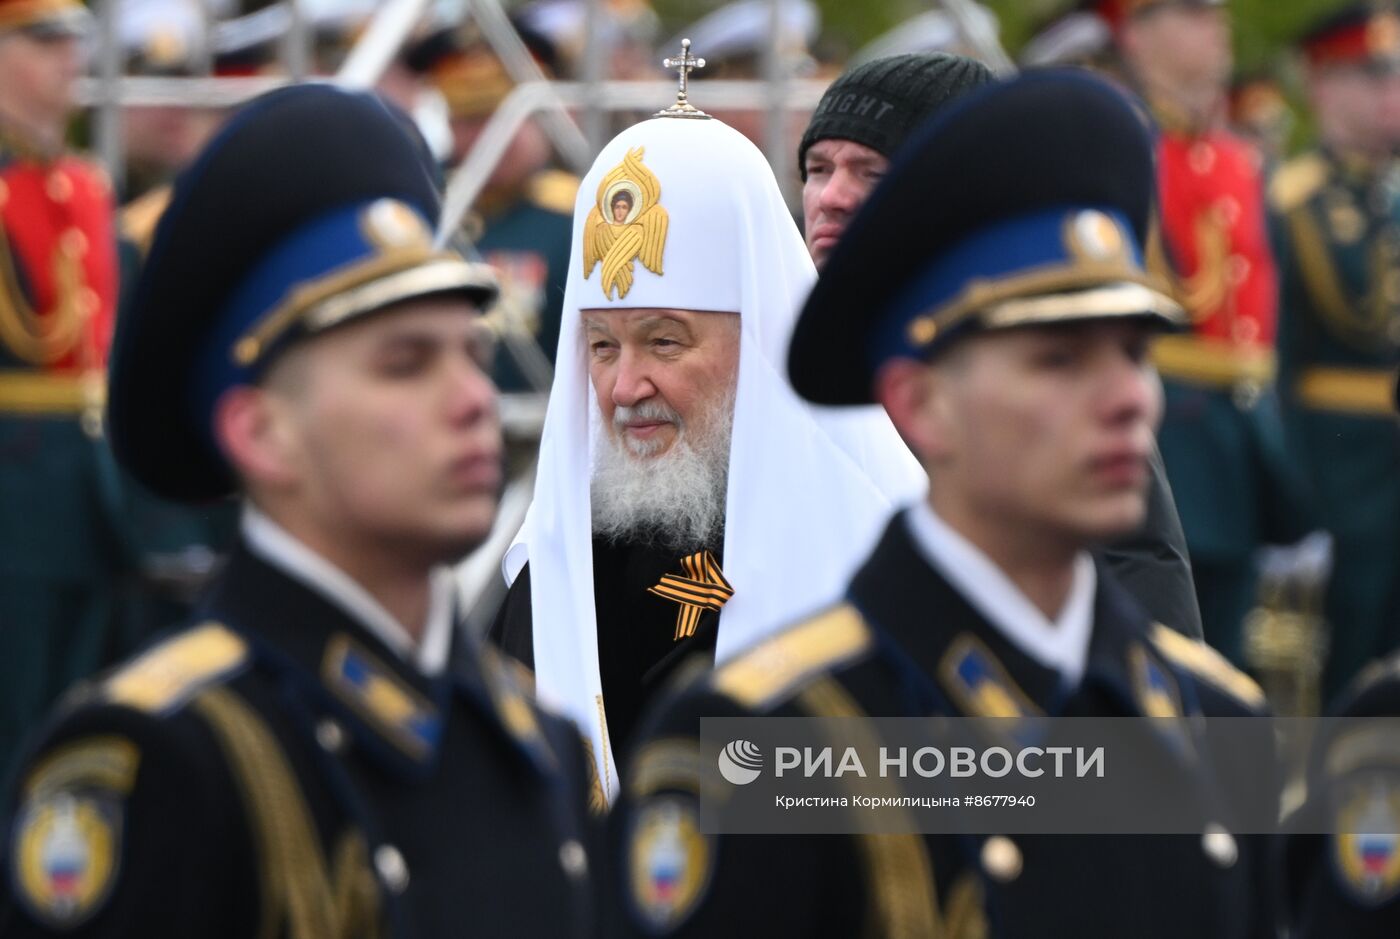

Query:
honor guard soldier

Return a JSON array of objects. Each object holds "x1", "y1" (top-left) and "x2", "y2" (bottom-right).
[
  {"x1": 1117, "y1": 0, "x2": 1306, "y2": 664},
  {"x1": 1229, "y1": 73, "x2": 1293, "y2": 165},
  {"x1": 1283, "y1": 376, "x2": 1400, "y2": 939},
  {"x1": 0, "y1": 0, "x2": 125, "y2": 775},
  {"x1": 1283, "y1": 650, "x2": 1400, "y2": 938},
  {"x1": 1273, "y1": 3, "x2": 1400, "y2": 698},
  {"x1": 411, "y1": 25, "x2": 579, "y2": 392},
  {"x1": 803, "y1": 51, "x2": 1204, "y2": 641},
  {"x1": 612, "y1": 71, "x2": 1276, "y2": 939},
  {"x1": 0, "y1": 86, "x2": 598, "y2": 938}
]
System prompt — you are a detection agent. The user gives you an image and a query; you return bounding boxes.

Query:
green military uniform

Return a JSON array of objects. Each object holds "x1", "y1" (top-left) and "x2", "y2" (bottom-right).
[
  {"x1": 410, "y1": 21, "x2": 579, "y2": 393},
  {"x1": 0, "y1": 391, "x2": 128, "y2": 783},
  {"x1": 472, "y1": 168, "x2": 578, "y2": 391},
  {"x1": 1148, "y1": 93, "x2": 1308, "y2": 666},
  {"x1": 0, "y1": 0, "x2": 129, "y2": 777},
  {"x1": 1272, "y1": 149, "x2": 1400, "y2": 698}
]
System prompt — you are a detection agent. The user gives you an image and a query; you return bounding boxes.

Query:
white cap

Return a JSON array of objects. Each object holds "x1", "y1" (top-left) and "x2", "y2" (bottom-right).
[
  {"x1": 853, "y1": 5, "x2": 1000, "y2": 65},
  {"x1": 664, "y1": 0, "x2": 819, "y2": 69}
]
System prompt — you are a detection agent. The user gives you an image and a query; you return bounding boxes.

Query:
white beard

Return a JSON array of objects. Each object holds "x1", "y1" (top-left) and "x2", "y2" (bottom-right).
[{"x1": 590, "y1": 386, "x2": 735, "y2": 552}]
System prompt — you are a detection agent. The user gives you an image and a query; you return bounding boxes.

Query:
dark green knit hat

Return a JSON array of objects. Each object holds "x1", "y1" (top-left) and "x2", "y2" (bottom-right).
[{"x1": 798, "y1": 53, "x2": 995, "y2": 180}]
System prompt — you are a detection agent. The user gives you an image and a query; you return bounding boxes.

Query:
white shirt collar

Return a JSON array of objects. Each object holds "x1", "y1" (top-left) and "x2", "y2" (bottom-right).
[
  {"x1": 904, "y1": 501, "x2": 1096, "y2": 688},
  {"x1": 241, "y1": 505, "x2": 455, "y2": 677}
]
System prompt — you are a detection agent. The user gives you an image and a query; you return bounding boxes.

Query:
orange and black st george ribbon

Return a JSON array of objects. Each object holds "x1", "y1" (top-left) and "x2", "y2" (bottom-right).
[{"x1": 648, "y1": 550, "x2": 734, "y2": 641}]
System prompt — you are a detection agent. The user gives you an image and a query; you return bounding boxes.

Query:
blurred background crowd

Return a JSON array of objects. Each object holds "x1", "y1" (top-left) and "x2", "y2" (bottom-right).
[{"x1": 3, "y1": 0, "x2": 1398, "y2": 780}]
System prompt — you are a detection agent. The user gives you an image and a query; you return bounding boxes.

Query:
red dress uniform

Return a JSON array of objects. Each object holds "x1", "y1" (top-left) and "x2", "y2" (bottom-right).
[
  {"x1": 0, "y1": 126, "x2": 126, "y2": 774},
  {"x1": 1155, "y1": 124, "x2": 1279, "y2": 357},
  {"x1": 0, "y1": 134, "x2": 118, "y2": 398},
  {"x1": 1150, "y1": 111, "x2": 1303, "y2": 665}
]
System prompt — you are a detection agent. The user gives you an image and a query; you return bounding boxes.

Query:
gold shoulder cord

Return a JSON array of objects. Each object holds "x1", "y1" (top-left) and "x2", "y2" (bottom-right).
[
  {"x1": 1182, "y1": 206, "x2": 1231, "y2": 321},
  {"x1": 0, "y1": 221, "x2": 85, "y2": 365},
  {"x1": 1287, "y1": 205, "x2": 1392, "y2": 352},
  {"x1": 192, "y1": 688, "x2": 382, "y2": 939},
  {"x1": 796, "y1": 678, "x2": 955, "y2": 939}
]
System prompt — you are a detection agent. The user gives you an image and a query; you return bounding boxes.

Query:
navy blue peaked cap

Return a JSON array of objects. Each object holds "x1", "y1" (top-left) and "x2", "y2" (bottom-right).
[
  {"x1": 110, "y1": 84, "x2": 496, "y2": 502},
  {"x1": 789, "y1": 69, "x2": 1183, "y2": 405}
]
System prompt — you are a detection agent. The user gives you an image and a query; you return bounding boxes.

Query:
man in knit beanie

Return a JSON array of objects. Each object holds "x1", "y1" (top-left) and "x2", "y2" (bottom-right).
[
  {"x1": 799, "y1": 52, "x2": 993, "y2": 267},
  {"x1": 799, "y1": 51, "x2": 1207, "y2": 643}
]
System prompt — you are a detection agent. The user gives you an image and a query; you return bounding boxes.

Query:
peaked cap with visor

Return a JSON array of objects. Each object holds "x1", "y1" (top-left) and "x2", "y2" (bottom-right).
[{"x1": 790, "y1": 69, "x2": 1186, "y2": 405}]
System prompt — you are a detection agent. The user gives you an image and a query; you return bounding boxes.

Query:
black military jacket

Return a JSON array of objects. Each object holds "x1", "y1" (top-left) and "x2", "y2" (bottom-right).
[
  {"x1": 1, "y1": 543, "x2": 599, "y2": 938},
  {"x1": 489, "y1": 537, "x2": 722, "y2": 760},
  {"x1": 610, "y1": 513, "x2": 1277, "y2": 939},
  {"x1": 1284, "y1": 654, "x2": 1400, "y2": 938}
]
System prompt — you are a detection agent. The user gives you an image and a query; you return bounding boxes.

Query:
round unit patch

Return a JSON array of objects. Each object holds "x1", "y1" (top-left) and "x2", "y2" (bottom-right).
[
  {"x1": 8, "y1": 736, "x2": 138, "y2": 929},
  {"x1": 12, "y1": 791, "x2": 122, "y2": 927},
  {"x1": 628, "y1": 795, "x2": 713, "y2": 933},
  {"x1": 1332, "y1": 776, "x2": 1400, "y2": 907}
]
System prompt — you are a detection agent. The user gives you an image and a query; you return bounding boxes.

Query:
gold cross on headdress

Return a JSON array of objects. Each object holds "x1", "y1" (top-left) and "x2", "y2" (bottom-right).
[
  {"x1": 649, "y1": 550, "x2": 733, "y2": 640},
  {"x1": 655, "y1": 38, "x2": 711, "y2": 120}
]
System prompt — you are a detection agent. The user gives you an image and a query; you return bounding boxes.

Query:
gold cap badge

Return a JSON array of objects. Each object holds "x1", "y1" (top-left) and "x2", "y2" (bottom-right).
[
  {"x1": 582, "y1": 147, "x2": 669, "y2": 299},
  {"x1": 361, "y1": 199, "x2": 431, "y2": 251},
  {"x1": 1066, "y1": 209, "x2": 1127, "y2": 263}
]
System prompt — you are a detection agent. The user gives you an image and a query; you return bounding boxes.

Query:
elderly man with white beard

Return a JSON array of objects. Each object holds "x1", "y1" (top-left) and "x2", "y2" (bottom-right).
[{"x1": 488, "y1": 63, "x2": 925, "y2": 798}]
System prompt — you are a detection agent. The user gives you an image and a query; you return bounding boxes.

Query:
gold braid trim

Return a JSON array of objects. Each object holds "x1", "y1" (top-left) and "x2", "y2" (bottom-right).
[
  {"x1": 942, "y1": 873, "x2": 989, "y2": 939},
  {"x1": 1182, "y1": 204, "x2": 1231, "y2": 321},
  {"x1": 331, "y1": 830, "x2": 384, "y2": 939},
  {"x1": 1286, "y1": 205, "x2": 1392, "y2": 353},
  {"x1": 1295, "y1": 366, "x2": 1398, "y2": 416},
  {"x1": 0, "y1": 370, "x2": 104, "y2": 415},
  {"x1": 595, "y1": 694, "x2": 613, "y2": 804},
  {"x1": 0, "y1": 220, "x2": 86, "y2": 365},
  {"x1": 192, "y1": 688, "x2": 380, "y2": 939},
  {"x1": 797, "y1": 678, "x2": 942, "y2": 939},
  {"x1": 1151, "y1": 334, "x2": 1276, "y2": 388}
]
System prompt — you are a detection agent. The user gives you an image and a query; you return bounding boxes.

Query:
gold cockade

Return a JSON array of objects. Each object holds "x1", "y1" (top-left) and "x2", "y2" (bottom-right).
[{"x1": 582, "y1": 147, "x2": 668, "y2": 300}]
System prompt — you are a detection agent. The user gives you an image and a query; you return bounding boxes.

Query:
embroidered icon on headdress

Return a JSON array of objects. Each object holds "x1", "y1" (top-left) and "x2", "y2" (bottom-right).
[{"x1": 582, "y1": 147, "x2": 669, "y2": 300}]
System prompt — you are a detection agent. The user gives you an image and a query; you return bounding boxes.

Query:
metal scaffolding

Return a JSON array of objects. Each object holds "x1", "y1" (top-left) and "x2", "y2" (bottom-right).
[{"x1": 82, "y1": 0, "x2": 1014, "y2": 202}]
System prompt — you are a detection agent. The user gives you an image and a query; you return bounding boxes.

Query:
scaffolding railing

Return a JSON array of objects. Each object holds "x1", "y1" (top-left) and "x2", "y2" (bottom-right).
[{"x1": 82, "y1": 0, "x2": 1013, "y2": 200}]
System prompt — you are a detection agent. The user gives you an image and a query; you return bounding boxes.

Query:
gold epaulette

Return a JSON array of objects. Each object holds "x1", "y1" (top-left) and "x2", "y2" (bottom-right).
[
  {"x1": 1269, "y1": 153, "x2": 1329, "y2": 213},
  {"x1": 477, "y1": 644, "x2": 546, "y2": 751},
  {"x1": 525, "y1": 169, "x2": 580, "y2": 216},
  {"x1": 119, "y1": 185, "x2": 173, "y2": 257},
  {"x1": 103, "y1": 622, "x2": 249, "y2": 716},
  {"x1": 1150, "y1": 624, "x2": 1267, "y2": 711},
  {"x1": 710, "y1": 604, "x2": 873, "y2": 709},
  {"x1": 483, "y1": 643, "x2": 536, "y2": 696}
]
